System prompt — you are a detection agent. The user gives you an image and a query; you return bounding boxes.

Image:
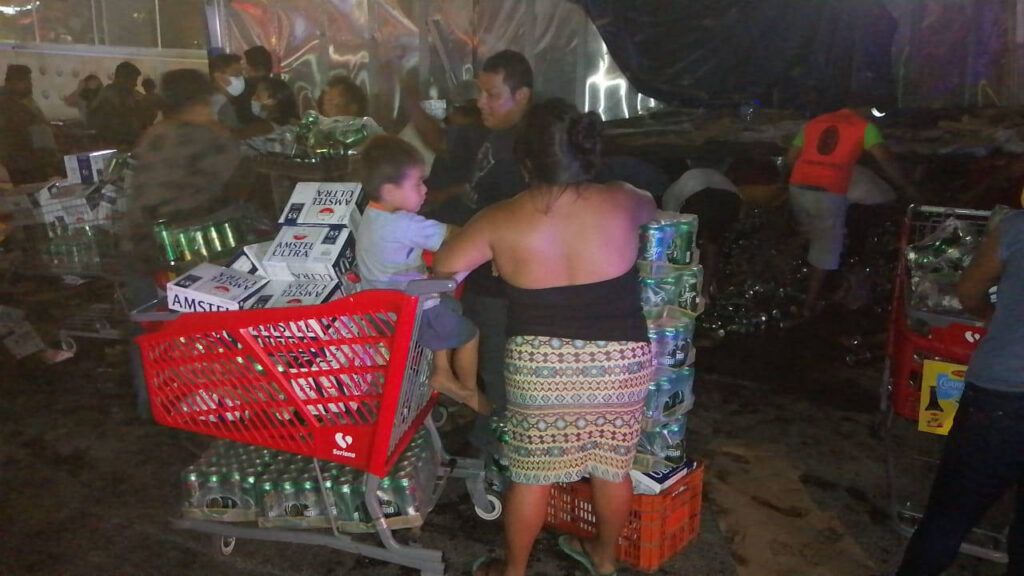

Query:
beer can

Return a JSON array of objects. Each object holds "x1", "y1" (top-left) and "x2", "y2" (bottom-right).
[
  {"x1": 174, "y1": 230, "x2": 193, "y2": 262},
  {"x1": 182, "y1": 466, "x2": 202, "y2": 507},
  {"x1": 640, "y1": 275, "x2": 682, "y2": 310},
  {"x1": 188, "y1": 227, "x2": 209, "y2": 259},
  {"x1": 152, "y1": 220, "x2": 178, "y2": 264},
  {"x1": 676, "y1": 267, "x2": 702, "y2": 312},
  {"x1": 217, "y1": 220, "x2": 238, "y2": 250},
  {"x1": 639, "y1": 223, "x2": 674, "y2": 262},
  {"x1": 668, "y1": 216, "x2": 697, "y2": 266},
  {"x1": 205, "y1": 223, "x2": 224, "y2": 255},
  {"x1": 648, "y1": 327, "x2": 681, "y2": 368},
  {"x1": 259, "y1": 479, "x2": 282, "y2": 517}
]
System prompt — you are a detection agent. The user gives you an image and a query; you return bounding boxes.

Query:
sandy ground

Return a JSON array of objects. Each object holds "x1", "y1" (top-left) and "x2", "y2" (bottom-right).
[{"x1": 0, "y1": 275, "x2": 1011, "y2": 576}]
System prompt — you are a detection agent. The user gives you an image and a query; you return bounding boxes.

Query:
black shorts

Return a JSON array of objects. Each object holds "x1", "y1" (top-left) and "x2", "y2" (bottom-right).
[{"x1": 681, "y1": 188, "x2": 741, "y2": 244}]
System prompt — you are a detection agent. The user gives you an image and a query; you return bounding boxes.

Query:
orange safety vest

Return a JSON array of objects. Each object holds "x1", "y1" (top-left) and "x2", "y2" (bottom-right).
[{"x1": 790, "y1": 109, "x2": 870, "y2": 195}]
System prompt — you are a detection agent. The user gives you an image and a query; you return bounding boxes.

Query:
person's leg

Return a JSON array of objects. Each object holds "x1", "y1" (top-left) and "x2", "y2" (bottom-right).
[
  {"x1": 897, "y1": 386, "x2": 1021, "y2": 575},
  {"x1": 453, "y1": 333, "x2": 490, "y2": 414},
  {"x1": 463, "y1": 293, "x2": 508, "y2": 453},
  {"x1": 804, "y1": 265, "x2": 828, "y2": 315},
  {"x1": 582, "y1": 475, "x2": 634, "y2": 574},
  {"x1": 1007, "y1": 481, "x2": 1024, "y2": 575},
  {"x1": 498, "y1": 481, "x2": 551, "y2": 576}
]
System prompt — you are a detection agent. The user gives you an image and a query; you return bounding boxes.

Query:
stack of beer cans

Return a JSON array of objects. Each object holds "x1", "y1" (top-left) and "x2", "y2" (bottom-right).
[
  {"x1": 634, "y1": 213, "x2": 702, "y2": 484},
  {"x1": 181, "y1": 429, "x2": 438, "y2": 531}
]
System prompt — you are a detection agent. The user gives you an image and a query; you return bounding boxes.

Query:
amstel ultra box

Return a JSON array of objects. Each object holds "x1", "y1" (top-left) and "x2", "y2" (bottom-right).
[
  {"x1": 166, "y1": 263, "x2": 268, "y2": 312},
  {"x1": 63, "y1": 150, "x2": 117, "y2": 184},
  {"x1": 262, "y1": 225, "x2": 355, "y2": 283},
  {"x1": 245, "y1": 280, "x2": 341, "y2": 309},
  {"x1": 278, "y1": 182, "x2": 365, "y2": 232}
]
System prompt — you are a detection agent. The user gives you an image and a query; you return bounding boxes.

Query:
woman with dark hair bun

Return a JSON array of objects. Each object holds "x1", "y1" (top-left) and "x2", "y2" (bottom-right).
[{"x1": 434, "y1": 98, "x2": 656, "y2": 576}]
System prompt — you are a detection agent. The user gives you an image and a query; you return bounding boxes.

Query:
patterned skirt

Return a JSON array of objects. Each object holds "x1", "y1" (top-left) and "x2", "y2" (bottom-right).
[{"x1": 503, "y1": 336, "x2": 653, "y2": 485}]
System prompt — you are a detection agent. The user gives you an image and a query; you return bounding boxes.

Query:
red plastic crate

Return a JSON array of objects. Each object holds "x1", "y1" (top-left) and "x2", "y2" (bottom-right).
[
  {"x1": 136, "y1": 290, "x2": 437, "y2": 478},
  {"x1": 545, "y1": 461, "x2": 704, "y2": 573}
]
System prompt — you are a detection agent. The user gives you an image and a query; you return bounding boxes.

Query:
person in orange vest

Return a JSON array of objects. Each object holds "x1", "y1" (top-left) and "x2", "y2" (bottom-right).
[{"x1": 784, "y1": 104, "x2": 913, "y2": 316}]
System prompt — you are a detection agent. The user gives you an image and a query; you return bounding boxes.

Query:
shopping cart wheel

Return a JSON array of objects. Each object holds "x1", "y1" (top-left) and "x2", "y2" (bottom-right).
[
  {"x1": 211, "y1": 535, "x2": 236, "y2": 556},
  {"x1": 431, "y1": 404, "x2": 449, "y2": 427},
  {"x1": 474, "y1": 493, "x2": 502, "y2": 521}
]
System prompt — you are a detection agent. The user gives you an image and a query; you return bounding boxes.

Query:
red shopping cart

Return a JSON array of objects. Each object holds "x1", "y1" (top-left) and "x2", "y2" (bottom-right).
[
  {"x1": 135, "y1": 281, "x2": 499, "y2": 576},
  {"x1": 882, "y1": 205, "x2": 1007, "y2": 564}
]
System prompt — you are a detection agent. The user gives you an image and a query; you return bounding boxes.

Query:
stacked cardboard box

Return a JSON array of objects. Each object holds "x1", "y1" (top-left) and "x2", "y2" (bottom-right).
[{"x1": 168, "y1": 182, "x2": 365, "y2": 313}]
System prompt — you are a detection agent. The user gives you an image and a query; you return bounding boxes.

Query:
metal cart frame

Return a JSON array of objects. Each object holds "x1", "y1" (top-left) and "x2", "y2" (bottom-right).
[
  {"x1": 134, "y1": 280, "x2": 499, "y2": 575},
  {"x1": 881, "y1": 204, "x2": 1007, "y2": 564}
]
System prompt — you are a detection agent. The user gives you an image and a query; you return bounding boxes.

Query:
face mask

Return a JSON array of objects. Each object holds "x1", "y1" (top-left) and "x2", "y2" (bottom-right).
[
  {"x1": 251, "y1": 100, "x2": 266, "y2": 118},
  {"x1": 225, "y1": 75, "x2": 245, "y2": 97}
]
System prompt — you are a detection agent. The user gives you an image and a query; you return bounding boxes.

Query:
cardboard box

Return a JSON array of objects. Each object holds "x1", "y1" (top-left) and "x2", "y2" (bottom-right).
[
  {"x1": 279, "y1": 182, "x2": 365, "y2": 231},
  {"x1": 245, "y1": 280, "x2": 341, "y2": 309},
  {"x1": 263, "y1": 225, "x2": 356, "y2": 282},
  {"x1": 36, "y1": 181, "x2": 104, "y2": 229},
  {"x1": 63, "y1": 149, "x2": 117, "y2": 184},
  {"x1": 227, "y1": 241, "x2": 275, "y2": 278},
  {"x1": 166, "y1": 263, "x2": 268, "y2": 313},
  {"x1": 630, "y1": 458, "x2": 700, "y2": 495}
]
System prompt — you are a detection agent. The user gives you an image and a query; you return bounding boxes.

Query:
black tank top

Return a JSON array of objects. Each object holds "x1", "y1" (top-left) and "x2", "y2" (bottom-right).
[{"x1": 504, "y1": 267, "x2": 649, "y2": 343}]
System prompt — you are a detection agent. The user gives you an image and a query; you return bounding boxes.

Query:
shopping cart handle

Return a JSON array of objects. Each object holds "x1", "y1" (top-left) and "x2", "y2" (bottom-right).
[{"x1": 405, "y1": 279, "x2": 457, "y2": 296}]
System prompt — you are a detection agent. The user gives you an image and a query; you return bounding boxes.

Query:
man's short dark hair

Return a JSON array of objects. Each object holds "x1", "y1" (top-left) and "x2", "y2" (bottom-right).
[
  {"x1": 4, "y1": 64, "x2": 31, "y2": 83},
  {"x1": 319, "y1": 74, "x2": 368, "y2": 117},
  {"x1": 208, "y1": 53, "x2": 242, "y2": 76},
  {"x1": 141, "y1": 77, "x2": 157, "y2": 92},
  {"x1": 359, "y1": 135, "x2": 424, "y2": 201},
  {"x1": 114, "y1": 61, "x2": 142, "y2": 81},
  {"x1": 160, "y1": 68, "x2": 214, "y2": 116},
  {"x1": 244, "y1": 46, "x2": 273, "y2": 74},
  {"x1": 482, "y1": 50, "x2": 533, "y2": 95}
]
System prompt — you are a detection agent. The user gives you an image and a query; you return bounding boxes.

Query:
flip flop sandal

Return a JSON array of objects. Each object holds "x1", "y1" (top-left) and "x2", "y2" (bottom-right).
[
  {"x1": 471, "y1": 554, "x2": 499, "y2": 576},
  {"x1": 557, "y1": 534, "x2": 617, "y2": 576}
]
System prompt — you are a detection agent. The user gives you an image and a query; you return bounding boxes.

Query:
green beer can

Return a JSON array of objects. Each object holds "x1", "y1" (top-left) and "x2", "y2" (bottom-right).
[
  {"x1": 153, "y1": 220, "x2": 178, "y2": 264},
  {"x1": 639, "y1": 223, "x2": 674, "y2": 262},
  {"x1": 668, "y1": 215, "x2": 697, "y2": 266},
  {"x1": 218, "y1": 221, "x2": 238, "y2": 250}
]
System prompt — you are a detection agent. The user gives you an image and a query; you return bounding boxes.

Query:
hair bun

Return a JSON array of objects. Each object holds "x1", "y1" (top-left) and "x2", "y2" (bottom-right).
[{"x1": 568, "y1": 111, "x2": 602, "y2": 155}]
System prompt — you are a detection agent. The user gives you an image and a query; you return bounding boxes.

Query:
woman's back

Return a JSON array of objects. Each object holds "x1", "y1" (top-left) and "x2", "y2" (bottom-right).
[{"x1": 488, "y1": 180, "x2": 652, "y2": 289}]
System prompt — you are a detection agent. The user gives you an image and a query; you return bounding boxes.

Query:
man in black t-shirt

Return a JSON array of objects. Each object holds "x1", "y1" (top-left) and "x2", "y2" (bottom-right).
[{"x1": 430, "y1": 50, "x2": 533, "y2": 454}]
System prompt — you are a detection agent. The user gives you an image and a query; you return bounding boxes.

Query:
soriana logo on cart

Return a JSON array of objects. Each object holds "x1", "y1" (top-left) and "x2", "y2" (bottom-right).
[
  {"x1": 166, "y1": 262, "x2": 268, "y2": 312},
  {"x1": 279, "y1": 182, "x2": 366, "y2": 232},
  {"x1": 315, "y1": 427, "x2": 371, "y2": 463}
]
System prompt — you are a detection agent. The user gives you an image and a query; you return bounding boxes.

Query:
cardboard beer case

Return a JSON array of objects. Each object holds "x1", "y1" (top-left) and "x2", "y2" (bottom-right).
[
  {"x1": 278, "y1": 182, "x2": 366, "y2": 232},
  {"x1": 63, "y1": 150, "x2": 117, "y2": 184},
  {"x1": 245, "y1": 279, "x2": 341, "y2": 309},
  {"x1": 166, "y1": 263, "x2": 268, "y2": 313},
  {"x1": 227, "y1": 241, "x2": 275, "y2": 278},
  {"x1": 630, "y1": 458, "x2": 700, "y2": 496},
  {"x1": 262, "y1": 225, "x2": 356, "y2": 282}
]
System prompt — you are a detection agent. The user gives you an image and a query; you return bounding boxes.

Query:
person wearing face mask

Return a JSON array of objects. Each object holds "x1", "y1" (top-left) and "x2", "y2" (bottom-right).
[
  {"x1": 234, "y1": 45, "x2": 274, "y2": 126},
  {"x1": 0, "y1": 64, "x2": 60, "y2": 184},
  {"x1": 208, "y1": 53, "x2": 246, "y2": 129},
  {"x1": 240, "y1": 77, "x2": 300, "y2": 156}
]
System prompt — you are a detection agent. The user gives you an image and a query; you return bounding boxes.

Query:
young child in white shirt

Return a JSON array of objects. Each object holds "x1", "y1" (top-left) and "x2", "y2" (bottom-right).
[{"x1": 356, "y1": 135, "x2": 489, "y2": 414}]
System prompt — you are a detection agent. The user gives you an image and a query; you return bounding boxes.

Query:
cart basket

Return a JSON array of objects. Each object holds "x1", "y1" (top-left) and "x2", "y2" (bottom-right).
[{"x1": 136, "y1": 290, "x2": 437, "y2": 478}]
